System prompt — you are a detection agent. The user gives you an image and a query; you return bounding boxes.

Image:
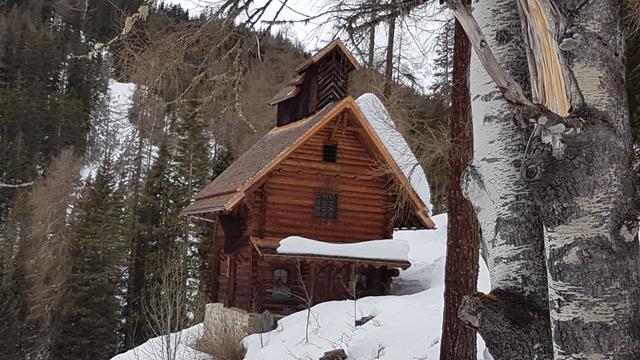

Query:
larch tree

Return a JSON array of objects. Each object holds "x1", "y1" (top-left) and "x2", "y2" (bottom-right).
[
  {"x1": 439, "y1": 2, "x2": 480, "y2": 359},
  {"x1": 445, "y1": 0, "x2": 640, "y2": 358}
]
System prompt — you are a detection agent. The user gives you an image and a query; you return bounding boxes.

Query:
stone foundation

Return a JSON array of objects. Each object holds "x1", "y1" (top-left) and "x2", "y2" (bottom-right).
[{"x1": 203, "y1": 303, "x2": 275, "y2": 341}]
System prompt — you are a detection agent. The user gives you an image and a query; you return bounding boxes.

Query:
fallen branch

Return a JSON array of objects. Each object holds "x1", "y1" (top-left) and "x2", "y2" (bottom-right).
[
  {"x1": 0, "y1": 181, "x2": 34, "y2": 188},
  {"x1": 446, "y1": 0, "x2": 536, "y2": 108}
]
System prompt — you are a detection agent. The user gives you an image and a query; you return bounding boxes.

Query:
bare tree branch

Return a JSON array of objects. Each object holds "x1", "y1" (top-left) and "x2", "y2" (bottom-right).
[
  {"x1": 0, "y1": 181, "x2": 34, "y2": 188},
  {"x1": 446, "y1": 0, "x2": 535, "y2": 108}
]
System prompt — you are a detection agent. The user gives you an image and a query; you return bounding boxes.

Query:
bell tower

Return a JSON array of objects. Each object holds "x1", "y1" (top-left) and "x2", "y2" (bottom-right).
[{"x1": 269, "y1": 39, "x2": 360, "y2": 127}]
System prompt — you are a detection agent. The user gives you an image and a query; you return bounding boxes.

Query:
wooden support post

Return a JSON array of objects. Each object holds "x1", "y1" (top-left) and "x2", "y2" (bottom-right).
[
  {"x1": 227, "y1": 254, "x2": 237, "y2": 307},
  {"x1": 210, "y1": 224, "x2": 221, "y2": 302}
]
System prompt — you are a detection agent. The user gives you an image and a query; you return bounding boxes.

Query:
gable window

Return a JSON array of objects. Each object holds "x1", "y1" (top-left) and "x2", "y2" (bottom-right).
[
  {"x1": 323, "y1": 142, "x2": 338, "y2": 162},
  {"x1": 314, "y1": 192, "x2": 338, "y2": 219}
]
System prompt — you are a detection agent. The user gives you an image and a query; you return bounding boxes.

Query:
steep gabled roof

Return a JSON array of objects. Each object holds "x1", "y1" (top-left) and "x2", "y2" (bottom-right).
[
  {"x1": 183, "y1": 102, "x2": 339, "y2": 216},
  {"x1": 183, "y1": 96, "x2": 434, "y2": 229}
]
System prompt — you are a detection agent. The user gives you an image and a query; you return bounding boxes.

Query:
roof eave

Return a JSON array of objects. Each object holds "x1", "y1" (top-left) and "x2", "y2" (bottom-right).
[{"x1": 295, "y1": 39, "x2": 361, "y2": 74}]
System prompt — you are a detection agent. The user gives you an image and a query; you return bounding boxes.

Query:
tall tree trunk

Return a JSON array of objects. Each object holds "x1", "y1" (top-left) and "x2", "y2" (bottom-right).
[
  {"x1": 368, "y1": 0, "x2": 376, "y2": 69},
  {"x1": 384, "y1": 6, "x2": 396, "y2": 98},
  {"x1": 439, "y1": 8, "x2": 479, "y2": 360},
  {"x1": 125, "y1": 134, "x2": 145, "y2": 348},
  {"x1": 456, "y1": 0, "x2": 553, "y2": 358},
  {"x1": 368, "y1": 22, "x2": 375, "y2": 68},
  {"x1": 451, "y1": 0, "x2": 640, "y2": 358},
  {"x1": 527, "y1": 1, "x2": 640, "y2": 358}
]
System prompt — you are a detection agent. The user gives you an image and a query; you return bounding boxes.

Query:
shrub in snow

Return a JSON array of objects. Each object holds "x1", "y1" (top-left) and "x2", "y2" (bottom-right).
[{"x1": 195, "y1": 317, "x2": 246, "y2": 360}]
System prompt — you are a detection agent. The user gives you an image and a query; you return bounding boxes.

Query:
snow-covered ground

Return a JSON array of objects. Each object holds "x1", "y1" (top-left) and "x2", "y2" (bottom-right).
[
  {"x1": 112, "y1": 323, "x2": 210, "y2": 360},
  {"x1": 82, "y1": 79, "x2": 138, "y2": 180},
  {"x1": 112, "y1": 213, "x2": 492, "y2": 360},
  {"x1": 243, "y1": 213, "x2": 491, "y2": 360}
]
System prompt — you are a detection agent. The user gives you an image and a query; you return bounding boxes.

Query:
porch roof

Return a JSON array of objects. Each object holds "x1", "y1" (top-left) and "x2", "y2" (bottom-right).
[{"x1": 250, "y1": 236, "x2": 412, "y2": 270}]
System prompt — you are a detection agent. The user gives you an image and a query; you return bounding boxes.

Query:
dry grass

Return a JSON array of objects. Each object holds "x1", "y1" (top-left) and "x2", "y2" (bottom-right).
[{"x1": 194, "y1": 318, "x2": 247, "y2": 360}]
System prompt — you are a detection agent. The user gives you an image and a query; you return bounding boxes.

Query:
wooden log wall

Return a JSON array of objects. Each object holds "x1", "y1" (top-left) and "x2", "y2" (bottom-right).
[
  {"x1": 253, "y1": 112, "x2": 395, "y2": 242},
  {"x1": 211, "y1": 110, "x2": 406, "y2": 313}
]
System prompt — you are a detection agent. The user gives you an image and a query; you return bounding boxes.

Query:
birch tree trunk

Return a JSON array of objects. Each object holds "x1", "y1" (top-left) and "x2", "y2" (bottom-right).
[
  {"x1": 454, "y1": 0, "x2": 640, "y2": 358},
  {"x1": 527, "y1": 1, "x2": 640, "y2": 358},
  {"x1": 457, "y1": 0, "x2": 552, "y2": 358}
]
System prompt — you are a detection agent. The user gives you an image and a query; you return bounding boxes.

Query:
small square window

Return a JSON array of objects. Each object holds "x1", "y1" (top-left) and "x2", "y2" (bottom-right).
[
  {"x1": 314, "y1": 192, "x2": 338, "y2": 219},
  {"x1": 273, "y1": 269, "x2": 288, "y2": 285},
  {"x1": 272, "y1": 269, "x2": 291, "y2": 301},
  {"x1": 356, "y1": 273, "x2": 368, "y2": 289},
  {"x1": 323, "y1": 142, "x2": 337, "y2": 162}
]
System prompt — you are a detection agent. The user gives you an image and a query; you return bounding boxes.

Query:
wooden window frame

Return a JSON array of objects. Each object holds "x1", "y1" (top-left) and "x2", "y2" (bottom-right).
[
  {"x1": 273, "y1": 269, "x2": 289, "y2": 285},
  {"x1": 322, "y1": 142, "x2": 338, "y2": 163},
  {"x1": 314, "y1": 192, "x2": 338, "y2": 219},
  {"x1": 272, "y1": 269, "x2": 291, "y2": 301}
]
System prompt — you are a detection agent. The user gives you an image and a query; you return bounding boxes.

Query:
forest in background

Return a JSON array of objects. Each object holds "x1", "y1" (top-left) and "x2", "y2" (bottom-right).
[{"x1": 0, "y1": 1, "x2": 451, "y2": 359}]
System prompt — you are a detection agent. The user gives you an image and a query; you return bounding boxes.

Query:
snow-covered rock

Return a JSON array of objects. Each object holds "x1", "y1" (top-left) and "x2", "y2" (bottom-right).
[{"x1": 356, "y1": 93, "x2": 433, "y2": 214}]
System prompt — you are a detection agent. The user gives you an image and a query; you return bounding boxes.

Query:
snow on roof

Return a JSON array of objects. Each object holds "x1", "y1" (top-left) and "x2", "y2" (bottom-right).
[
  {"x1": 355, "y1": 93, "x2": 433, "y2": 214},
  {"x1": 277, "y1": 236, "x2": 410, "y2": 263}
]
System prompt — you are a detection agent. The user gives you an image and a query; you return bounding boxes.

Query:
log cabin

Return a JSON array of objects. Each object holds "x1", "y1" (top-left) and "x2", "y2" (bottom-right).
[{"x1": 183, "y1": 39, "x2": 435, "y2": 315}]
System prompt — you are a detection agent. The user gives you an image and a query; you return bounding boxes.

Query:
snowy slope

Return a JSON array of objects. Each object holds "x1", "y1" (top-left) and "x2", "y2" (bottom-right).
[
  {"x1": 356, "y1": 93, "x2": 433, "y2": 214},
  {"x1": 111, "y1": 324, "x2": 211, "y2": 360},
  {"x1": 243, "y1": 213, "x2": 492, "y2": 360},
  {"x1": 81, "y1": 79, "x2": 137, "y2": 180}
]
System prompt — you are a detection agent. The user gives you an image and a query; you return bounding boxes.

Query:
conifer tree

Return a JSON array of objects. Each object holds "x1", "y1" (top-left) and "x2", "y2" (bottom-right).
[
  {"x1": 125, "y1": 141, "x2": 176, "y2": 346},
  {"x1": 51, "y1": 160, "x2": 125, "y2": 359},
  {"x1": 0, "y1": 191, "x2": 31, "y2": 359},
  {"x1": 430, "y1": 19, "x2": 454, "y2": 102},
  {"x1": 171, "y1": 105, "x2": 214, "y2": 318}
]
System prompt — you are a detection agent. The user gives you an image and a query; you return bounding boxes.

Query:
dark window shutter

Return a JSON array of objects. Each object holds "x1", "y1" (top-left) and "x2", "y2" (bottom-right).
[
  {"x1": 323, "y1": 142, "x2": 337, "y2": 162},
  {"x1": 314, "y1": 192, "x2": 338, "y2": 219}
]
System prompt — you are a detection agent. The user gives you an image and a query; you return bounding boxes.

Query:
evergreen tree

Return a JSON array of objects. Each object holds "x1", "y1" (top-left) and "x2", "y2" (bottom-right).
[
  {"x1": 125, "y1": 141, "x2": 176, "y2": 346},
  {"x1": 0, "y1": 191, "x2": 31, "y2": 359},
  {"x1": 171, "y1": 105, "x2": 214, "y2": 319},
  {"x1": 430, "y1": 19, "x2": 454, "y2": 102},
  {"x1": 0, "y1": 1, "x2": 108, "y2": 234},
  {"x1": 51, "y1": 160, "x2": 125, "y2": 359}
]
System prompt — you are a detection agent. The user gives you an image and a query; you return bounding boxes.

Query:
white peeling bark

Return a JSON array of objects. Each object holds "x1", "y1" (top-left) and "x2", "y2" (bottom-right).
[
  {"x1": 459, "y1": 0, "x2": 552, "y2": 358},
  {"x1": 454, "y1": 0, "x2": 640, "y2": 358},
  {"x1": 529, "y1": 1, "x2": 640, "y2": 358}
]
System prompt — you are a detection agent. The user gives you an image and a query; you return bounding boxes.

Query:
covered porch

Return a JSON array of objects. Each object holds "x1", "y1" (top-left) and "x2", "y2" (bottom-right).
[{"x1": 249, "y1": 236, "x2": 411, "y2": 314}]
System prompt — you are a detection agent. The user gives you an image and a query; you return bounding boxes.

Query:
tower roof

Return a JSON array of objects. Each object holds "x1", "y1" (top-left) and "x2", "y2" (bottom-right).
[{"x1": 295, "y1": 39, "x2": 360, "y2": 74}]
